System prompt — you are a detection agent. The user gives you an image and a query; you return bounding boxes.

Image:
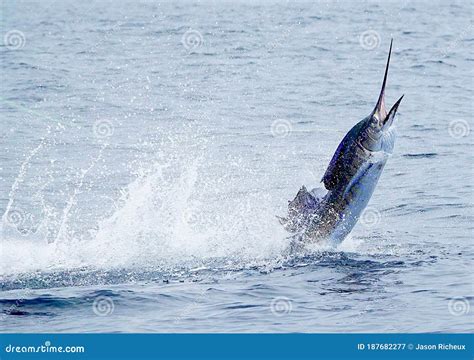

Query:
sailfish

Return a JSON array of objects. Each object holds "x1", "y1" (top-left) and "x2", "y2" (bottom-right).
[{"x1": 279, "y1": 40, "x2": 404, "y2": 245}]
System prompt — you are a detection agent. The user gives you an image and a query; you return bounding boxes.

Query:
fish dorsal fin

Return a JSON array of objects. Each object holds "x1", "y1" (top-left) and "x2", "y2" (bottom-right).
[
  {"x1": 288, "y1": 186, "x2": 316, "y2": 210},
  {"x1": 279, "y1": 186, "x2": 326, "y2": 232}
]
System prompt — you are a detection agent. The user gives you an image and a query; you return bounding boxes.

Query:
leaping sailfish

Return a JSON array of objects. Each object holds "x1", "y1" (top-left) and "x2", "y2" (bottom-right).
[{"x1": 279, "y1": 40, "x2": 404, "y2": 244}]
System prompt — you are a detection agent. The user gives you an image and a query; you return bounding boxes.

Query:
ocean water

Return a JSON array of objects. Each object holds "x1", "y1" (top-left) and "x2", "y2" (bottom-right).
[{"x1": 1, "y1": 0, "x2": 473, "y2": 333}]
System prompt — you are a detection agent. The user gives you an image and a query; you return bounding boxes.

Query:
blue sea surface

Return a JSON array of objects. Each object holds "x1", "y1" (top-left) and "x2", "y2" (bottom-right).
[{"x1": 1, "y1": 0, "x2": 473, "y2": 332}]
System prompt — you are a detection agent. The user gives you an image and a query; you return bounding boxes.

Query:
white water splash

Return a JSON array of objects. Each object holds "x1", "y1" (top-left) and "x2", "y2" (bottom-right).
[{"x1": 1, "y1": 131, "x2": 291, "y2": 276}]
